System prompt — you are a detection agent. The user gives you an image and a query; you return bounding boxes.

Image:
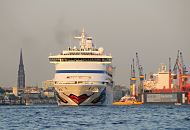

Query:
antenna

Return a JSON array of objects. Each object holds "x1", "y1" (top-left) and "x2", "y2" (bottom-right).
[{"x1": 74, "y1": 28, "x2": 86, "y2": 49}]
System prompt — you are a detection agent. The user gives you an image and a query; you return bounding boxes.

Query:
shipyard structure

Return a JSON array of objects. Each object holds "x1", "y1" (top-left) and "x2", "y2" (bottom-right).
[
  {"x1": 130, "y1": 51, "x2": 190, "y2": 105},
  {"x1": 143, "y1": 64, "x2": 190, "y2": 105}
]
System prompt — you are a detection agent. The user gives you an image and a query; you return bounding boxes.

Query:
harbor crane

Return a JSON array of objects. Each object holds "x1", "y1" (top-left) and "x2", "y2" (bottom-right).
[
  {"x1": 130, "y1": 58, "x2": 137, "y2": 97},
  {"x1": 173, "y1": 50, "x2": 183, "y2": 91},
  {"x1": 173, "y1": 50, "x2": 190, "y2": 91},
  {"x1": 169, "y1": 57, "x2": 172, "y2": 89},
  {"x1": 180, "y1": 52, "x2": 188, "y2": 75},
  {"x1": 136, "y1": 53, "x2": 144, "y2": 95}
]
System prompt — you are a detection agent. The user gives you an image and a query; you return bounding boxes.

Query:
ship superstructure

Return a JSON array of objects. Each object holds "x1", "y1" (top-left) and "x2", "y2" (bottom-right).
[
  {"x1": 49, "y1": 29, "x2": 113, "y2": 105},
  {"x1": 144, "y1": 64, "x2": 175, "y2": 90}
]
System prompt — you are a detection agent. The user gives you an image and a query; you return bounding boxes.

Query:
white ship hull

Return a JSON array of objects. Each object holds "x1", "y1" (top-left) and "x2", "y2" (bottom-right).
[{"x1": 55, "y1": 84, "x2": 113, "y2": 106}]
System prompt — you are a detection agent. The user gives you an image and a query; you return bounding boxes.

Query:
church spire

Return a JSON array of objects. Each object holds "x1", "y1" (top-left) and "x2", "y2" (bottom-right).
[
  {"x1": 17, "y1": 48, "x2": 25, "y2": 89},
  {"x1": 20, "y1": 48, "x2": 23, "y2": 65}
]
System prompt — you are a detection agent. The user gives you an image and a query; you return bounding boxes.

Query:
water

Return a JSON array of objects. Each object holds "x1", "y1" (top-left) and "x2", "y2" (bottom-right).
[{"x1": 0, "y1": 105, "x2": 190, "y2": 130}]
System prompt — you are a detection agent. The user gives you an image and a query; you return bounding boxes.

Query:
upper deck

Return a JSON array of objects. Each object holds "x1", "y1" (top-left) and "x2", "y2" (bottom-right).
[{"x1": 49, "y1": 29, "x2": 112, "y2": 63}]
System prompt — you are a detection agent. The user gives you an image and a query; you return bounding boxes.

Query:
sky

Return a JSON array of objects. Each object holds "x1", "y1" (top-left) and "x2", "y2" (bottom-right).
[{"x1": 0, "y1": 0, "x2": 190, "y2": 87}]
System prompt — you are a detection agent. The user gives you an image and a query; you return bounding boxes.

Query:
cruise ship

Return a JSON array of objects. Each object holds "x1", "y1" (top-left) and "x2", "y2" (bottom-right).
[{"x1": 49, "y1": 29, "x2": 114, "y2": 106}]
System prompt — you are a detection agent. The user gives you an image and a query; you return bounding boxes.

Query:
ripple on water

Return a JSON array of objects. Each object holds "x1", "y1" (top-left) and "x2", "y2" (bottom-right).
[
  {"x1": 0, "y1": 105, "x2": 190, "y2": 130},
  {"x1": 184, "y1": 117, "x2": 190, "y2": 121}
]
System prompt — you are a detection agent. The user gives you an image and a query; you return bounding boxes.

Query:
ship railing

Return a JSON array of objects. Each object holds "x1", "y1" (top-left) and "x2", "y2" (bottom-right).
[
  {"x1": 54, "y1": 81, "x2": 106, "y2": 85},
  {"x1": 149, "y1": 88, "x2": 180, "y2": 93}
]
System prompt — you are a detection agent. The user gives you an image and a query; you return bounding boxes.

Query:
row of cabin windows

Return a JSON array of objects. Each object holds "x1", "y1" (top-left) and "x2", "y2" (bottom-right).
[
  {"x1": 62, "y1": 53, "x2": 101, "y2": 55},
  {"x1": 49, "y1": 58, "x2": 112, "y2": 62}
]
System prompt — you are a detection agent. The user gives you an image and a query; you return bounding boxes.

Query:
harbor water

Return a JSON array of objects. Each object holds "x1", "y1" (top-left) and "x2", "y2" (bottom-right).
[{"x1": 0, "y1": 105, "x2": 190, "y2": 130}]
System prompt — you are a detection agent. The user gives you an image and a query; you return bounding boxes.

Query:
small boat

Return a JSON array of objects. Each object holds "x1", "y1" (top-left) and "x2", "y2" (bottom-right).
[
  {"x1": 25, "y1": 100, "x2": 33, "y2": 106},
  {"x1": 113, "y1": 95, "x2": 143, "y2": 106},
  {"x1": 174, "y1": 103, "x2": 181, "y2": 106}
]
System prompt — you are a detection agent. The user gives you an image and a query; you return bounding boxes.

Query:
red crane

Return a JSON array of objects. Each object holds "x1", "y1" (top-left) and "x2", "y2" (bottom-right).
[
  {"x1": 180, "y1": 52, "x2": 187, "y2": 75},
  {"x1": 173, "y1": 51, "x2": 190, "y2": 92},
  {"x1": 169, "y1": 57, "x2": 172, "y2": 90},
  {"x1": 173, "y1": 51, "x2": 183, "y2": 91}
]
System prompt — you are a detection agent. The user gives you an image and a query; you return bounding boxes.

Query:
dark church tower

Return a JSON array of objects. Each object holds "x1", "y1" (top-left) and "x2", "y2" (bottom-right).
[{"x1": 17, "y1": 49, "x2": 25, "y2": 89}]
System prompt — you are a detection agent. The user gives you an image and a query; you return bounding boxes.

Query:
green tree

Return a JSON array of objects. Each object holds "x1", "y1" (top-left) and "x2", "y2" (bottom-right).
[{"x1": 0, "y1": 87, "x2": 5, "y2": 94}]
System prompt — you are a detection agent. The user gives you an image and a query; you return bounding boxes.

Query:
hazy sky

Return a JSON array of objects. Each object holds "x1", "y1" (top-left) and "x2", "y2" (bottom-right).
[{"x1": 0, "y1": 0, "x2": 190, "y2": 87}]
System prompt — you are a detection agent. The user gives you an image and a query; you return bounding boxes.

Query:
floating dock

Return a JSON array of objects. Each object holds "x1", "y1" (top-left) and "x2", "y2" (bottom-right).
[{"x1": 143, "y1": 92, "x2": 190, "y2": 105}]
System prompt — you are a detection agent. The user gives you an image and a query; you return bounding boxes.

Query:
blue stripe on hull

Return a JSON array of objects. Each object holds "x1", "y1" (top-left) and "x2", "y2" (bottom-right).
[
  {"x1": 56, "y1": 70, "x2": 112, "y2": 77},
  {"x1": 56, "y1": 70, "x2": 105, "y2": 73}
]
